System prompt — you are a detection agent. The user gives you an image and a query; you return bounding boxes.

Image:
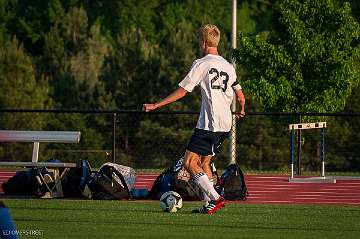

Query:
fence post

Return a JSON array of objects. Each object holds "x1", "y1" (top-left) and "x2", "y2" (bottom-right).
[
  {"x1": 290, "y1": 128, "x2": 295, "y2": 178},
  {"x1": 112, "y1": 113, "x2": 116, "y2": 163},
  {"x1": 321, "y1": 127, "x2": 325, "y2": 177},
  {"x1": 229, "y1": 0, "x2": 237, "y2": 165},
  {"x1": 230, "y1": 115, "x2": 237, "y2": 164},
  {"x1": 297, "y1": 114, "x2": 302, "y2": 175}
]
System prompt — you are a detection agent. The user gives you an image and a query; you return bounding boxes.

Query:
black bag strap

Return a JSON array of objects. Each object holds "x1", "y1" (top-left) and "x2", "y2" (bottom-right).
[{"x1": 233, "y1": 164, "x2": 249, "y2": 197}]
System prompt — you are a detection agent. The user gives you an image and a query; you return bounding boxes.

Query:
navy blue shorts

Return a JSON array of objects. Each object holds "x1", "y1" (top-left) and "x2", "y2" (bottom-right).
[{"x1": 186, "y1": 128, "x2": 230, "y2": 156}]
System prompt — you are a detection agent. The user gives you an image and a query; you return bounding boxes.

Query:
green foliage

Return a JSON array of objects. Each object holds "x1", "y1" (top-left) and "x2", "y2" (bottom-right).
[
  {"x1": 0, "y1": 0, "x2": 359, "y2": 171},
  {"x1": 237, "y1": 115, "x2": 290, "y2": 170},
  {"x1": 133, "y1": 120, "x2": 191, "y2": 168},
  {"x1": 0, "y1": 37, "x2": 49, "y2": 117},
  {"x1": 43, "y1": 6, "x2": 113, "y2": 109},
  {"x1": 234, "y1": 0, "x2": 360, "y2": 113},
  {"x1": 238, "y1": 1, "x2": 257, "y2": 35},
  {"x1": 0, "y1": 36, "x2": 50, "y2": 161}
]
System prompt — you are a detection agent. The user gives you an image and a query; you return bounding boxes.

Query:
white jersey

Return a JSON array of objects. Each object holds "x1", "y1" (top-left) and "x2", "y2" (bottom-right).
[{"x1": 178, "y1": 54, "x2": 242, "y2": 132}]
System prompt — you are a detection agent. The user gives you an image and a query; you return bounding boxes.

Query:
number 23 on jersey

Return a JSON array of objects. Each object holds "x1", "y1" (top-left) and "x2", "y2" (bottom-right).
[{"x1": 209, "y1": 68, "x2": 229, "y2": 92}]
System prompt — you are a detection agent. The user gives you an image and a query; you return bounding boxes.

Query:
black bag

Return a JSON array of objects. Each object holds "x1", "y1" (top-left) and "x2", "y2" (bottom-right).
[
  {"x1": 98, "y1": 163, "x2": 136, "y2": 190},
  {"x1": 62, "y1": 159, "x2": 92, "y2": 198},
  {"x1": 218, "y1": 164, "x2": 248, "y2": 200},
  {"x1": 148, "y1": 168, "x2": 174, "y2": 200},
  {"x1": 88, "y1": 165, "x2": 130, "y2": 200},
  {"x1": 1, "y1": 169, "x2": 48, "y2": 197},
  {"x1": 172, "y1": 158, "x2": 206, "y2": 201},
  {"x1": 173, "y1": 168, "x2": 201, "y2": 201},
  {"x1": 149, "y1": 157, "x2": 217, "y2": 201}
]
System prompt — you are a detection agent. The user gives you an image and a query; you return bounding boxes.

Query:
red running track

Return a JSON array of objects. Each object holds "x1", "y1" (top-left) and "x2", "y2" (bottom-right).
[
  {"x1": 1, "y1": 171, "x2": 359, "y2": 206},
  {"x1": 133, "y1": 173, "x2": 360, "y2": 206}
]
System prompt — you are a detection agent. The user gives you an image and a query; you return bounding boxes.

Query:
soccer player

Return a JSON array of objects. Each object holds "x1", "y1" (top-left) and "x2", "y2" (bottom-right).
[{"x1": 143, "y1": 24, "x2": 245, "y2": 214}]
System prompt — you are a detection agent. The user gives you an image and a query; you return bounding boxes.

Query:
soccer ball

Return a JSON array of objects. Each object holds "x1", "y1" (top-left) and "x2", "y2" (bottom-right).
[{"x1": 159, "y1": 191, "x2": 183, "y2": 213}]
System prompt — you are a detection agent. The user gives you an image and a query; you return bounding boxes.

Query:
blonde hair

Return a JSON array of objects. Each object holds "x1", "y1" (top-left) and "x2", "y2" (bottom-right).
[{"x1": 198, "y1": 24, "x2": 220, "y2": 47}]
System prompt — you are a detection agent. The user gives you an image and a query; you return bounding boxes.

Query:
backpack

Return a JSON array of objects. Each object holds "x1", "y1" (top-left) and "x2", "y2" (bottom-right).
[
  {"x1": 99, "y1": 163, "x2": 137, "y2": 190},
  {"x1": 62, "y1": 159, "x2": 92, "y2": 198},
  {"x1": 88, "y1": 163, "x2": 131, "y2": 200},
  {"x1": 2, "y1": 169, "x2": 45, "y2": 197},
  {"x1": 148, "y1": 168, "x2": 174, "y2": 200},
  {"x1": 173, "y1": 157, "x2": 213, "y2": 201},
  {"x1": 149, "y1": 157, "x2": 217, "y2": 201},
  {"x1": 1, "y1": 161, "x2": 63, "y2": 197},
  {"x1": 218, "y1": 164, "x2": 248, "y2": 200}
]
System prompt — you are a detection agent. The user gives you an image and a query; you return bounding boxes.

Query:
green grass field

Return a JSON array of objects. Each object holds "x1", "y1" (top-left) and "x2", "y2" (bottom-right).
[{"x1": 2, "y1": 199, "x2": 360, "y2": 239}]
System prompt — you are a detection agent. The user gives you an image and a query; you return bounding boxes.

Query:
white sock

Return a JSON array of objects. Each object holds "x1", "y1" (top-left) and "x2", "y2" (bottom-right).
[
  {"x1": 192, "y1": 172, "x2": 220, "y2": 201},
  {"x1": 203, "y1": 179, "x2": 214, "y2": 206}
]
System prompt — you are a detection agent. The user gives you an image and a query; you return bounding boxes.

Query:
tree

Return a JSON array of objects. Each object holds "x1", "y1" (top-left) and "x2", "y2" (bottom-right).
[
  {"x1": 0, "y1": 36, "x2": 50, "y2": 161},
  {"x1": 37, "y1": 5, "x2": 114, "y2": 165},
  {"x1": 43, "y1": 6, "x2": 112, "y2": 109},
  {"x1": 234, "y1": 0, "x2": 360, "y2": 113},
  {"x1": 0, "y1": 36, "x2": 49, "y2": 118}
]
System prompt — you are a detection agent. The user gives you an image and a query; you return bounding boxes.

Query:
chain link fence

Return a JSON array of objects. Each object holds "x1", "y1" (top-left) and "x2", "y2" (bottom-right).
[{"x1": 0, "y1": 110, "x2": 359, "y2": 175}]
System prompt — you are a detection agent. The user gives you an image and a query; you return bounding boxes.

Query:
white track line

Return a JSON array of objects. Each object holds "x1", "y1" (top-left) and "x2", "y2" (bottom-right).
[{"x1": 294, "y1": 191, "x2": 360, "y2": 195}]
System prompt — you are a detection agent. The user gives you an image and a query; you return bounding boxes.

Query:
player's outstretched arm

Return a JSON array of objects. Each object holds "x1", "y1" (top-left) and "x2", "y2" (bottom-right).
[
  {"x1": 143, "y1": 87, "x2": 188, "y2": 112},
  {"x1": 234, "y1": 89, "x2": 246, "y2": 119}
]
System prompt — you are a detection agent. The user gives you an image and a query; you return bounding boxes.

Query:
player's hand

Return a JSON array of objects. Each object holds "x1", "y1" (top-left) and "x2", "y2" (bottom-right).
[
  {"x1": 143, "y1": 103, "x2": 157, "y2": 112},
  {"x1": 235, "y1": 111, "x2": 245, "y2": 119}
]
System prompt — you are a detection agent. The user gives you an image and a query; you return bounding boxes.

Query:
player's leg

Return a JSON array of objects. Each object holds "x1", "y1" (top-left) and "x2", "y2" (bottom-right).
[
  {"x1": 185, "y1": 129, "x2": 225, "y2": 214},
  {"x1": 195, "y1": 131, "x2": 229, "y2": 213},
  {"x1": 200, "y1": 155, "x2": 213, "y2": 180},
  {"x1": 199, "y1": 155, "x2": 214, "y2": 205},
  {"x1": 183, "y1": 150, "x2": 219, "y2": 201}
]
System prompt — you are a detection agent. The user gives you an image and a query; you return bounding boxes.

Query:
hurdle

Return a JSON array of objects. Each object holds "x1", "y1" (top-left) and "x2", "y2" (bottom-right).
[{"x1": 288, "y1": 122, "x2": 336, "y2": 183}]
